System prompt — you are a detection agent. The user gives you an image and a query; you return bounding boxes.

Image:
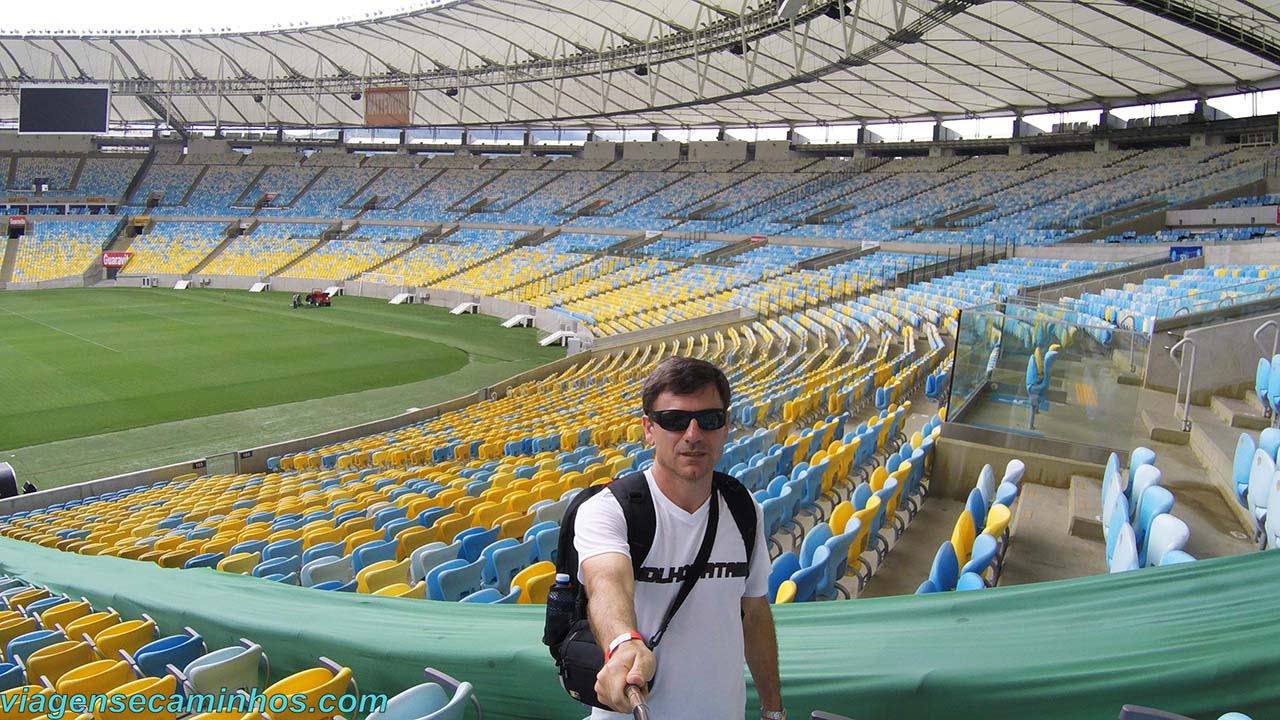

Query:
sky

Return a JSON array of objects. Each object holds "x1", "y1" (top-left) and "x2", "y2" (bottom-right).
[{"x1": 1, "y1": 0, "x2": 445, "y2": 34}]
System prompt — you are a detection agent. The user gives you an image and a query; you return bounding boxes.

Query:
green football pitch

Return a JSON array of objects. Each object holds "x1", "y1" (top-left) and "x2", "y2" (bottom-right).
[{"x1": 0, "y1": 288, "x2": 565, "y2": 488}]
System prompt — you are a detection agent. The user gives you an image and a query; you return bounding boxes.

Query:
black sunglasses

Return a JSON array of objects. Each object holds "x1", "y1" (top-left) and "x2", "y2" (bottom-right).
[{"x1": 647, "y1": 408, "x2": 728, "y2": 432}]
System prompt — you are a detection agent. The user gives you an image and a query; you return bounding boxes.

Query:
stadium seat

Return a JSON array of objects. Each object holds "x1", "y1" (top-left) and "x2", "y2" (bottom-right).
[
  {"x1": 300, "y1": 554, "x2": 354, "y2": 588},
  {"x1": 1248, "y1": 449, "x2": 1277, "y2": 543},
  {"x1": 961, "y1": 534, "x2": 999, "y2": 583},
  {"x1": 1258, "y1": 358, "x2": 1272, "y2": 419},
  {"x1": 1109, "y1": 524, "x2": 1139, "y2": 573},
  {"x1": 352, "y1": 539, "x2": 400, "y2": 576},
  {"x1": 769, "y1": 553, "x2": 801, "y2": 602},
  {"x1": 96, "y1": 674, "x2": 178, "y2": 720},
  {"x1": 174, "y1": 640, "x2": 266, "y2": 698},
  {"x1": 788, "y1": 547, "x2": 827, "y2": 603},
  {"x1": 410, "y1": 542, "x2": 460, "y2": 584},
  {"x1": 90, "y1": 617, "x2": 158, "y2": 661},
  {"x1": 1233, "y1": 433, "x2": 1257, "y2": 506},
  {"x1": 956, "y1": 572, "x2": 986, "y2": 591},
  {"x1": 55, "y1": 658, "x2": 135, "y2": 696},
  {"x1": 1128, "y1": 465, "x2": 1163, "y2": 525},
  {"x1": 512, "y1": 562, "x2": 556, "y2": 604},
  {"x1": 1144, "y1": 514, "x2": 1190, "y2": 568},
  {"x1": 1134, "y1": 486, "x2": 1175, "y2": 563},
  {"x1": 23, "y1": 639, "x2": 94, "y2": 686},
  {"x1": 0, "y1": 663, "x2": 23, "y2": 692},
  {"x1": 261, "y1": 658, "x2": 353, "y2": 720},
  {"x1": 928, "y1": 541, "x2": 959, "y2": 592},
  {"x1": 7, "y1": 629, "x2": 65, "y2": 665},
  {"x1": 128, "y1": 632, "x2": 207, "y2": 679},
  {"x1": 368, "y1": 667, "x2": 481, "y2": 720},
  {"x1": 358, "y1": 559, "x2": 413, "y2": 595}
]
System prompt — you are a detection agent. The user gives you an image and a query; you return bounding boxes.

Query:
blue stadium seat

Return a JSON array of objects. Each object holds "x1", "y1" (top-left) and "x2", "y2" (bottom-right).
[
  {"x1": 436, "y1": 557, "x2": 486, "y2": 602},
  {"x1": 927, "y1": 541, "x2": 959, "y2": 592},
  {"x1": 129, "y1": 632, "x2": 207, "y2": 678}
]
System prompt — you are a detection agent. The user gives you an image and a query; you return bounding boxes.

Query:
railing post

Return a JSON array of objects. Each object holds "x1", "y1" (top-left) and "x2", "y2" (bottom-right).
[
  {"x1": 1169, "y1": 338, "x2": 1197, "y2": 433},
  {"x1": 1253, "y1": 320, "x2": 1279, "y2": 359}
]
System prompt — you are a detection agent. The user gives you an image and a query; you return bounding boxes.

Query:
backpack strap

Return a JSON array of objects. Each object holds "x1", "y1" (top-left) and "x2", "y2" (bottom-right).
[
  {"x1": 555, "y1": 483, "x2": 612, "y2": 580},
  {"x1": 714, "y1": 471, "x2": 758, "y2": 566},
  {"x1": 607, "y1": 472, "x2": 655, "y2": 578}
]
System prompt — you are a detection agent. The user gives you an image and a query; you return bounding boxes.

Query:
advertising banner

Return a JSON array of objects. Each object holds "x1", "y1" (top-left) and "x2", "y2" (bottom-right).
[
  {"x1": 364, "y1": 87, "x2": 411, "y2": 127},
  {"x1": 102, "y1": 252, "x2": 132, "y2": 268}
]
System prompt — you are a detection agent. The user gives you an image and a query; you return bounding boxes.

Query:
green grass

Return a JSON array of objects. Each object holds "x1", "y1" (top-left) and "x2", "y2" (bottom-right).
[{"x1": 0, "y1": 288, "x2": 564, "y2": 487}]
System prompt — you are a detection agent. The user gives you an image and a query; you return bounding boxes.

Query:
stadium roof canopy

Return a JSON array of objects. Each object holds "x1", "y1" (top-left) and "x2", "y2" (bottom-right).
[{"x1": 1, "y1": 0, "x2": 1279, "y2": 131}]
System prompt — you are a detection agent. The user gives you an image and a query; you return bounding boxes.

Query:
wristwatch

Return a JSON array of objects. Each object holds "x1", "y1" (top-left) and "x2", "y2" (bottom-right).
[{"x1": 761, "y1": 709, "x2": 787, "y2": 720}]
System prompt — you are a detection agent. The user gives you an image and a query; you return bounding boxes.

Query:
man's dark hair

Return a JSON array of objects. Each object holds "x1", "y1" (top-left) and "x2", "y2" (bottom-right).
[{"x1": 641, "y1": 356, "x2": 731, "y2": 413}]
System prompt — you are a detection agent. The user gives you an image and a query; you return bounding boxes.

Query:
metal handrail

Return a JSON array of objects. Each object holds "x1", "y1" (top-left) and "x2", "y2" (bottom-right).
[
  {"x1": 1119, "y1": 313, "x2": 1139, "y2": 372},
  {"x1": 1169, "y1": 338, "x2": 1197, "y2": 433},
  {"x1": 1255, "y1": 320, "x2": 1279, "y2": 358}
]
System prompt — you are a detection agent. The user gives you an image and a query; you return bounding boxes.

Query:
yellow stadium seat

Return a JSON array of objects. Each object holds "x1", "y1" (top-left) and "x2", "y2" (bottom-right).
[
  {"x1": 950, "y1": 511, "x2": 977, "y2": 566},
  {"x1": 829, "y1": 501, "x2": 854, "y2": 535},
  {"x1": 494, "y1": 512, "x2": 530, "y2": 541},
  {"x1": 774, "y1": 580, "x2": 796, "y2": 604},
  {"x1": 216, "y1": 552, "x2": 261, "y2": 575},
  {"x1": 92, "y1": 618, "x2": 157, "y2": 660},
  {"x1": 0, "y1": 615, "x2": 39, "y2": 660},
  {"x1": 54, "y1": 658, "x2": 135, "y2": 697},
  {"x1": 38, "y1": 600, "x2": 92, "y2": 632},
  {"x1": 261, "y1": 661, "x2": 353, "y2": 720},
  {"x1": 983, "y1": 503, "x2": 1012, "y2": 540},
  {"x1": 0, "y1": 685, "x2": 54, "y2": 720},
  {"x1": 434, "y1": 514, "x2": 473, "y2": 545},
  {"x1": 372, "y1": 582, "x2": 426, "y2": 599},
  {"x1": 96, "y1": 674, "x2": 179, "y2": 720},
  {"x1": 7, "y1": 588, "x2": 51, "y2": 613},
  {"x1": 337, "y1": 517, "x2": 374, "y2": 536},
  {"x1": 343, "y1": 529, "x2": 383, "y2": 554},
  {"x1": 302, "y1": 526, "x2": 345, "y2": 550},
  {"x1": 515, "y1": 562, "x2": 557, "y2": 604},
  {"x1": 62, "y1": 611, "x2": 121, "y2": 643},
  {"x1": 25, "y1": 640, "x2": 96, "y2": 686},
  {"x1": 394, "y1": 526, "x2": 434, "y2": 559},
  {"x1": 356, "y1": 559, "x2": 411, "y2": 594},
  {"x1": 151, "y1": 535, "x2": 185, "y2": 552}
]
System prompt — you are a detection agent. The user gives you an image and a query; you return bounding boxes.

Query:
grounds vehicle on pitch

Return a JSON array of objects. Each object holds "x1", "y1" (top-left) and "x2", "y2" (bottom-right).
[{"x1": 292, "y1": 290, "x2": 331, "y2": 308}]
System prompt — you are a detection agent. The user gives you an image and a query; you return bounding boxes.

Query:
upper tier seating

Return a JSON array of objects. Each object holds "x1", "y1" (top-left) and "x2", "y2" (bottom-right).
[{"x1": 1061, "y1": 265, "x2": 1280, "y2": 333}]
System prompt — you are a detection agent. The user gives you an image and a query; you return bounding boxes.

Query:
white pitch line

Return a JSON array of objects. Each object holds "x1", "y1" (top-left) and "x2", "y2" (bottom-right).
[{"x1": 0, "y1": 306, "x2": 121, "y2": 353}]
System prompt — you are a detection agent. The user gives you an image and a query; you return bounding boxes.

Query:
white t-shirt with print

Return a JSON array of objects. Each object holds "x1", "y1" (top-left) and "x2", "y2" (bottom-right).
[{"x1": 573, "y1": 469, "x2": 771, "y2": 720}]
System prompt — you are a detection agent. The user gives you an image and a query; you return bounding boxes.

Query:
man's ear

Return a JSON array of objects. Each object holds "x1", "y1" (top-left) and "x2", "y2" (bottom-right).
[{"x1": 641, "y1": 413, "x2": 655, "y2": 446}]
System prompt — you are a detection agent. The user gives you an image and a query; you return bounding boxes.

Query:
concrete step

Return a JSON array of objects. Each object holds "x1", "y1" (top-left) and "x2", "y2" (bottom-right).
[
  {"x1": 1000, "y1": 483, "x2": 1107, "y2": 586},
  {"x1": 1067, "y1": 475, "x2": 1104, "y2": 541},
  {"x1": 1141, "y1": 408, "x2": 1190, "y2": 445},
  {"x1": 1210, "y1": 395, "x2": 1271, "y2": 431},
  {"x1": 858, "y1": 496, "x2": 965, "y2": 599},
  {"x1": 1186, "y1": 403, "x2": 1257, "y2": 535},
  {"x1": 1244, "y1": 390, "x2": 1271, "y2": 416}
]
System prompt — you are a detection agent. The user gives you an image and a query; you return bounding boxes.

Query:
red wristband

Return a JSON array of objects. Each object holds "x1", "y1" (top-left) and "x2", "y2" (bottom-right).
[{"x1": 604, "y1": 631, "x2": 643, "y2": 662}]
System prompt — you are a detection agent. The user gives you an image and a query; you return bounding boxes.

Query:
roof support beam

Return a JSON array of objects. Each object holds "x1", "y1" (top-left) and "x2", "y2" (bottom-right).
[{"x1": 1117, "y1": 0, "x2": 1280, "y2": 67}]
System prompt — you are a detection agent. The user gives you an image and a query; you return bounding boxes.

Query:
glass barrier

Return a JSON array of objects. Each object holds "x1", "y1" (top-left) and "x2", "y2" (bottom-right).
[{"x1": 947, "y1": 299, "x2": 1152, "y2": 453}]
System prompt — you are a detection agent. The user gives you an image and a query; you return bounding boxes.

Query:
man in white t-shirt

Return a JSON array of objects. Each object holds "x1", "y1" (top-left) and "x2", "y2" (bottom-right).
[{"x1": 574, "y1": 357, "x2": 784, "y2": 720}]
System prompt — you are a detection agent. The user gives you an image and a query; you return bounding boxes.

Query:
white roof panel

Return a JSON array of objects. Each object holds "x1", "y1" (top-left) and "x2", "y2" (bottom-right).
[{"x1": 0, "y1": 0, "x2": 1276, "y2": 129}]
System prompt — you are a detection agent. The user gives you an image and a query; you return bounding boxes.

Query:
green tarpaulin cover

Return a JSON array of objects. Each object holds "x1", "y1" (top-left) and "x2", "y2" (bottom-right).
[{"x1": 1, "y1": 537, "x2": 1275, "y2": 719}]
